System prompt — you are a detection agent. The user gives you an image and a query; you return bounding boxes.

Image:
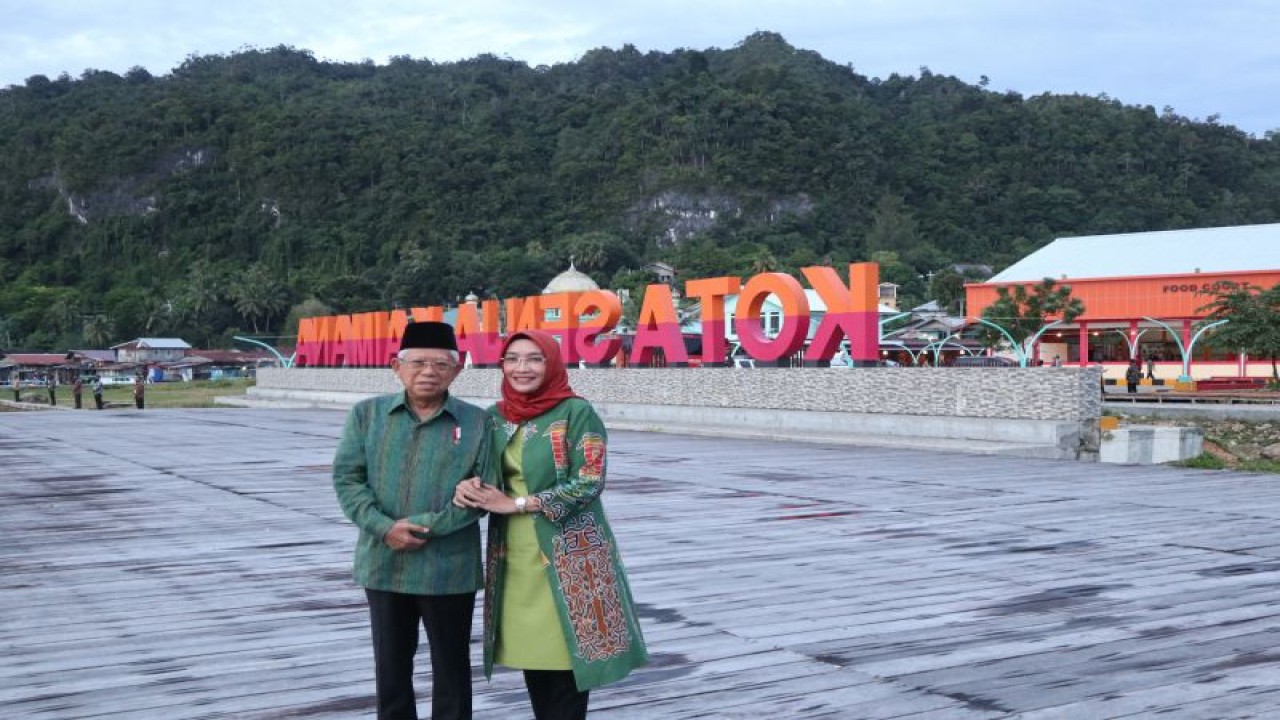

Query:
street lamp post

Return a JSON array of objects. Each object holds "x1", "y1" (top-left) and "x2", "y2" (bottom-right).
[
  {"x1": 969, "y1": 318, "x2": 1062, "y2": 367},
  {"x1": 1140, "y1": 316, "x2": 1228, "y2": 383},
  {"x1": 233, "y1": 336, "x2": 295, "y2": 369}
]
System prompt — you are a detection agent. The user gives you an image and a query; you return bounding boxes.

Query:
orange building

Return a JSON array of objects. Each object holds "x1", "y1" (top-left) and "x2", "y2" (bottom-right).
[{"x1": 966, "y1": 223, "x2": 1280, "y2": 380}]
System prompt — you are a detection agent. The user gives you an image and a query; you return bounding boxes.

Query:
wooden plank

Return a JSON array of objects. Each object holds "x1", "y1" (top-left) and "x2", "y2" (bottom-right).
[{"x1": 4, "y1": 408, "x2": 1280, "y2": 717}]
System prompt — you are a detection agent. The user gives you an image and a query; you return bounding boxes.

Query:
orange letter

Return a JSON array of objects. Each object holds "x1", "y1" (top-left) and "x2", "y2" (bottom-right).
[
  {"x1": 736, "y1": 273, "x2": 809, "y2": 363},
  {"x1": 684, "y1": 276, "x2": 740, "y2": 366},
  {"x1": 541, "y1": 292, "x2": 583, "y2": 363},
  {"x1": 629, "y1": 284, "x2": 689, "y2": 366},
  {"x1": 574, "y1": 290, "x2": 623, "y2": 365}
]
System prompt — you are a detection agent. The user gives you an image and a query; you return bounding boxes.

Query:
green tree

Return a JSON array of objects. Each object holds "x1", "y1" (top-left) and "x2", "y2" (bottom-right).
[
  {"x1": 979, "y1": 278, "x2": 1085, "y2": 352},
  {"x1": 929, "y1": 270, "x2": 967, "y2": 313},
  {"x1": 282, "y1": 297, "x2": 335, "y2": 339},
  {"x1": 747, "y1": 247, "x2": 779, "y2": 274},
  {"x1": 82, "y1": 314, "x2": 115, "y2": 348},
  {"x1": 227, "y1": 263, "x2": 290, "y2": 334},
  {"x1": 1200, "y1": 282, "x2": 1280, "y2": 381},
  {"x1": 1, "y1": 41, "x2": 1279, "y2": 351},
  {"x1": 865, "y1": 194, "x2": 918, "y2": 253},
  {"x1": 46, "y1": 290, "x2": 82, "y2": 338}
]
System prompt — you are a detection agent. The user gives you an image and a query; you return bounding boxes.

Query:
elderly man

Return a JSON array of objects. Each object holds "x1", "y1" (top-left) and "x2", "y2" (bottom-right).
[{"x1": 332, "y1": 321, "x2": 498, "y2": 720}]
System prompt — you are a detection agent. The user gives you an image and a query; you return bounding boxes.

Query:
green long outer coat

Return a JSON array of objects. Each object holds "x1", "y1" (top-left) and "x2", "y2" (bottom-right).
[{"x1": 482, "y1": 397, "x2": 649, "y2": 691}]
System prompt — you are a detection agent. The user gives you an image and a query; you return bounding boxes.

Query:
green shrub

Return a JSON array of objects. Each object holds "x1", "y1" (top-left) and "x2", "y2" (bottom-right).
[
  {"x1": 1240, "y1": 459, "x2": 1280, "y2": 473},
  {"x1": 1174, "y1": 453, "x2": 1227, "y2": 469}
]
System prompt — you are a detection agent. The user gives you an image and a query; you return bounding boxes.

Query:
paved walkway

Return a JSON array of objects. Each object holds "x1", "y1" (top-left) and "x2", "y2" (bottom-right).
[{"x1": 3, "y1": 407, "x2": 1280, "y2": 719}]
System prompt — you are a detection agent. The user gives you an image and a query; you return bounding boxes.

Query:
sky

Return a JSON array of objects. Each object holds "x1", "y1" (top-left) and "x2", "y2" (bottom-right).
[{"x1": 1, "y1": 0, "x2": 1277, "y2": 137}]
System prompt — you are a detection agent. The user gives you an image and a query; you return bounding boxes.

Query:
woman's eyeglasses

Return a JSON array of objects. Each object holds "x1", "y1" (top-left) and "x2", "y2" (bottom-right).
[{"x1": 501, "y1": 355, "x2": 546, "y2": 368}]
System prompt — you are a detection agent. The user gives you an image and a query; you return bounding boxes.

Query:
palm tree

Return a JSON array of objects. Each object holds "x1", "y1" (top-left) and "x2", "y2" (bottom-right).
[
  {"x1": 228, "y1": 263, "x2": 290, "y2": 334},
  {"x1": 47, "y1": 294, "x2": 82, "y2": 337},
  {"x1": 748, "y1": 248, "x2": 779, "y2": 274},
  {"x1": 82, "y1": 314, "x2": 115, "y2": 348},
  {"x1": 182, "y1": 262, "x2": 225, "y2": 323}
]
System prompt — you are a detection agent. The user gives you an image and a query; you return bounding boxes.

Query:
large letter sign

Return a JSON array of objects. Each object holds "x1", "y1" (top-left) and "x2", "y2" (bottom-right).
[
  {"x1": 802, "y1": 262, "x2": 880, "y2": 365},
  {"x1": 293, "y1": 262, "x2": 882, "y2": 368},
  {"x1": 735, "y1": 272, "x2": 810, "y2": 363},
  {"x1": 629, "y1": 284, "x2": 689, "y2": 366},
  {"x1": 684, "y1": 276, "x2": 740, "y2": 366}
]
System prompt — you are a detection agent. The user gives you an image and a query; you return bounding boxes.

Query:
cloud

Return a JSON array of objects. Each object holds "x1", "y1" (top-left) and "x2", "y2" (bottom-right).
[{"x1": 0, "y1": 0, "x2": 1275, "y2": 134}]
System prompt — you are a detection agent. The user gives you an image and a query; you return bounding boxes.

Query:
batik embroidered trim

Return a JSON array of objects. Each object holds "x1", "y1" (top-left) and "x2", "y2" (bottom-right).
[
  {"x1": 578, "y1": 432, "x2": 605, "y2": 482},
  {"x1": 551, "y1": 514, "x2": 630, "y2": 662},
  {"x1": 547, "y1": 419, "x2": 569, "y2": 480}
]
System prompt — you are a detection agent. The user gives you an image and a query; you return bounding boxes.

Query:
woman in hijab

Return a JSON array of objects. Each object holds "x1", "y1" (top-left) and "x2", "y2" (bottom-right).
[{"x1": 455, "y1": 330, "x2": 647, "y2": 719}]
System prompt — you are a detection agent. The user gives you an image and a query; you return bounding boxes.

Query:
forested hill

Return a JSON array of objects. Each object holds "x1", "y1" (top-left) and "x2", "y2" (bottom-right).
[{"x1": 2, "y1": 31, "x2": 1279, "y2": 351}]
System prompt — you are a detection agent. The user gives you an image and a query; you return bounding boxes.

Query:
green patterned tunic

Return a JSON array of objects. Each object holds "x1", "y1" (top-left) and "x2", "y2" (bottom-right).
[
  {"x1": 332, "y1": 391, "x2": 498, "y2": 595},
  {"x1": 482, "y1": 397, "x2": 649, "y2": 690}
]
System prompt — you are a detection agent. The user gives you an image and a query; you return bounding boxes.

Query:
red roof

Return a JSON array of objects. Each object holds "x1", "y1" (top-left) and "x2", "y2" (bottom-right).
[{"x1": 3, "y1": 354, "x2": 68, "y2": 366}]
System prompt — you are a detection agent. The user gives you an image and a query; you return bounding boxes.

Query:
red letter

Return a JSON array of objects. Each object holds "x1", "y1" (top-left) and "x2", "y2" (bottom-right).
[
  {"x1": 629, "y1": 284, "x2": 689, "y2": 366},
  {"x1": 684, "y1": 276, "x2": 740, "y2": 366},
  {"x1": 574, "y1": 291, "x2": 623, "y2": 365},
  {"x1": 736, "y1": 273, "x2": 809, "y2": 362}
]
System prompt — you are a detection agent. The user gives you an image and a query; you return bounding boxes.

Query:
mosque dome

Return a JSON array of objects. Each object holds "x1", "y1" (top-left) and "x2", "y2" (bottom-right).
[{"x1": 542, "y1": 261, "x2": 599, "y2": 294}]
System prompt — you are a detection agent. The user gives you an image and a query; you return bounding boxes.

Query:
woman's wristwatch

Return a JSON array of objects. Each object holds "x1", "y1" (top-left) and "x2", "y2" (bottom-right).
[{"x1": 514, "y1": 496, "x2": 528, "y2": 514}]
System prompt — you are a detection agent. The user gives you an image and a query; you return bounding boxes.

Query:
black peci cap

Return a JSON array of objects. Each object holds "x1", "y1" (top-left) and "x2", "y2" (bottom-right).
[{"x1": 400, "y1": 321, "x2": 458, "y2": 352}]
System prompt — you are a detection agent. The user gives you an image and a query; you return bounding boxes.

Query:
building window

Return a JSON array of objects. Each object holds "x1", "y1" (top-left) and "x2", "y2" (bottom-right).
[{"x1": 765, "y1": 311, "x2": 781, "y2": 336}]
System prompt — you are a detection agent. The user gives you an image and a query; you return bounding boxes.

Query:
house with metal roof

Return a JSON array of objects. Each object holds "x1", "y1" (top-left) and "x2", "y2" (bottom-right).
[
  {"x1": 966, "y1": 223, "x2": 1280, "y2": 380},
  {"x1": 110, "y1": 338, "x2": 192, "y2": 364}
]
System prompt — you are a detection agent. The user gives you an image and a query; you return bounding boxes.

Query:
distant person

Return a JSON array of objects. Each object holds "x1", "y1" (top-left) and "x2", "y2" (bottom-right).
[
  {"x1": 1052, "y1": 355, "x2": 1063, "y2": 367},
  {"x1": 73, "y1": 377, "x2": 83, "y2": 409},
  {"x1": 1145, "y1": 356, "x2": 1156, "y2": 380},
  {"x1": 331, "y1": 321, "x2": 498, "y2": 720},
  {"x1": 1126, "y1": 359, "x2": 1142, "y2": 394},
  {"x1": 11, "y1": 376, "x2": 19, "y2": 402},
  {"x1": 47, "y1": 376, "x2": 57, "y2": 406},
  {"x1": 92, "y1": 378, "x2": 104, "y2": 410},
  {"x1": 133, "y1": 376, "x2": 145, "y2": 410}
]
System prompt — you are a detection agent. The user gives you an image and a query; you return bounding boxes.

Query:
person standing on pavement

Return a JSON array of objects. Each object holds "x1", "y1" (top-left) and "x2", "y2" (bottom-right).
[
  {"x1": 133, "y1": 376, "x2": 145, "y2": 409},
  {"x1": 332, "y1": 321, "x2": 499, "y2": 720},
  {"x1": 455, "y1": 329, "x2": 648, "y2": 719},
  {"x1": 92, "y1": 378, "x2": 104, "y2": 410},
  {"x1": 1126, "y1": 358, "x2": 1142, "y2": 394},
  {"x1": 73, "y1": 377, "x2": 83, "y2": 409}
]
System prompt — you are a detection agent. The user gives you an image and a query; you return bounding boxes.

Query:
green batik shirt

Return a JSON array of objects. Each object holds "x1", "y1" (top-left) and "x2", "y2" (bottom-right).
[{"x1": 332, "y1": 391, "x2": 499, "y2": 595}]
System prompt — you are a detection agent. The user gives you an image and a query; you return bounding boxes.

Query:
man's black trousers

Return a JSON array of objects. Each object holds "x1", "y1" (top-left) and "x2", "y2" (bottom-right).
[{"x1": 365, "y1": 589, "x2": 476, "y2": 720}]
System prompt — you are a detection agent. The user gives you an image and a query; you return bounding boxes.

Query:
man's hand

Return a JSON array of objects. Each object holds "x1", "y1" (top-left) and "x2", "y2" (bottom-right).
[{"x1": 384, "y1": 519, "x2": 429, "y2": 551}]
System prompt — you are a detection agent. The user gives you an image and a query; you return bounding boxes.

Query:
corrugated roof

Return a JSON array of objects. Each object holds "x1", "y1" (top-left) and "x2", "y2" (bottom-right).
[
  {"x1": 989, "y1": 223, "x2": 1280, "y2": 283},
  {"x1": 71, "y1": 350, "x2": 117, "y2": 362},
  {"x1": 111, "y1": 338, "x2": 192, "y2": 349},
  {"x1": 187, "y1": 349, "x2": 275, "y2": 363}
]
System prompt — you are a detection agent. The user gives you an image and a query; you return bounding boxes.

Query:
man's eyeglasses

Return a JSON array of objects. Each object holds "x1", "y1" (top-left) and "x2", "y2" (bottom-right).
[
  {"x1": 501, "y1": 355, "x2": 546, "y2": 368},
  {"x1": 399, "y1": 358, "x2": 457, "y2": 373}
]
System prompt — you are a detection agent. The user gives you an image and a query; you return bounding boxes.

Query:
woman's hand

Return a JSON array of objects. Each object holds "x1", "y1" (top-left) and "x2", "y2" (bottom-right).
[
  {"x1": 454, "y1": 477, "x2": 522, "y2": 514},
  {"x1": 453, "y1": 476, "x2": 486, "y2": 508}
]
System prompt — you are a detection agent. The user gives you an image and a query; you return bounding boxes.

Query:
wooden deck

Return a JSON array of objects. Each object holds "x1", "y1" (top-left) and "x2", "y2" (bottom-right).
[{"x1": 3, "y1": 407, "x2": 1280, "y2": 719}]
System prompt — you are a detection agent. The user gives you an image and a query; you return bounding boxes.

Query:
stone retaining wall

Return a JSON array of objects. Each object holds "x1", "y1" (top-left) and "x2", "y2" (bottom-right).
[{"x1": 255, "y1": 366, "x2": 1104, "y2": 459}]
